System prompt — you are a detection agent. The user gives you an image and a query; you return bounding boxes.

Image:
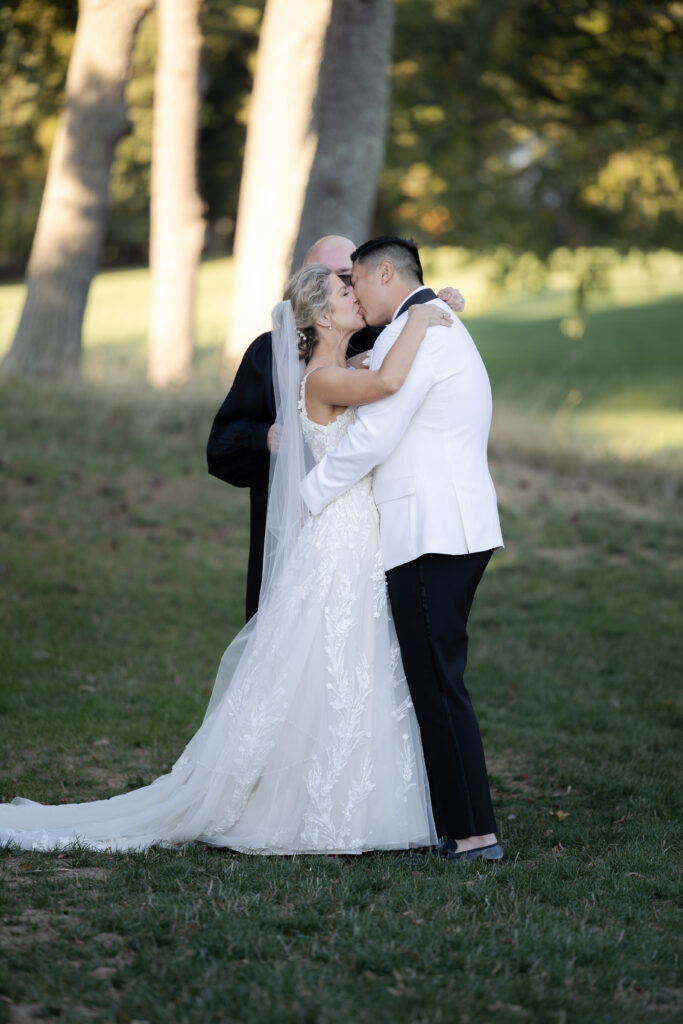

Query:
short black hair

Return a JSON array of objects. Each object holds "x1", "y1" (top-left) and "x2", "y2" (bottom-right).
[{"x1": 350, "y1": 236, "x2": 424, "y2": 285}]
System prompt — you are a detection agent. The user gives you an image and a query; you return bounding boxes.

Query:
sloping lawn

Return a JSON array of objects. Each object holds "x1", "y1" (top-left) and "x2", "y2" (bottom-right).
[{"x1": 0, "y1": 274, "x2": 680, "y2": 1023}]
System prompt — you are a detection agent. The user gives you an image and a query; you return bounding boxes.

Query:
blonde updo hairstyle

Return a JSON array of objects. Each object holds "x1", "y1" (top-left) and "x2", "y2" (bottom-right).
[{"x1": 283, "y1": 263, "x2": 333, "y2": 362}]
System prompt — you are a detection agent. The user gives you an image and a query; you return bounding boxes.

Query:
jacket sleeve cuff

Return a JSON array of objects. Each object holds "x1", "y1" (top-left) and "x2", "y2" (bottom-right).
[{"x1": 300, "y1": 473, "x2": 324, "y2": 515}]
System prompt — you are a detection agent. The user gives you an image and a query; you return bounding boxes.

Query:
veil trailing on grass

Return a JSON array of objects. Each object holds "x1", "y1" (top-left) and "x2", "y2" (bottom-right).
[{"x1": 0, "y1": 299, "x2": 436, "y2": 853}]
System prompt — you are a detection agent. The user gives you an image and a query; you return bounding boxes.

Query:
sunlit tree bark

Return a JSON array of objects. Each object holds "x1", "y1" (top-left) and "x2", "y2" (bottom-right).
[
  {"x1": 291, "y1": 0, "x2": 395, "y2": 269},
  {"x1": 225, "y1": 0, "x2": 334, "y2": 361},
  {"x1": 2, "y1": 0, "x2": 153, "y2": 378},
  {"x1": 147, "y1": 0, "x2": 205, "y2": 388}
]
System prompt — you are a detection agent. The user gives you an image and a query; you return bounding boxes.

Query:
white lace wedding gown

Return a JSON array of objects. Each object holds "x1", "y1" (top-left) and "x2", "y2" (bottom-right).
[{"x1": 0, "y1": 378, "x2": 435, "y2": 854}]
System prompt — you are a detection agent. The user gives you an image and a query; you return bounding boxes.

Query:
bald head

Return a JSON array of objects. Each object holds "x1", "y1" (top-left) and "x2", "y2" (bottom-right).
[{"x1": 303, "y1": 235, "x2": 356, "y2": 277}]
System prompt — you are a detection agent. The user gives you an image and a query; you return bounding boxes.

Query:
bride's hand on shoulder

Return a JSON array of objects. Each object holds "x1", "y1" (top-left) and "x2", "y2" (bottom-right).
[{"x1": 407, "y1": 304, "x2": 453, "y2": 331}]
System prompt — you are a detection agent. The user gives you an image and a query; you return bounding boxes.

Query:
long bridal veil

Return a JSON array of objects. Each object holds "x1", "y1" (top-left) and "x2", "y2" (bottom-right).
[
  {"x1": 204, "y1": 301, "x2": 310, "y2": 718},
  {"x1": 0, "y1": 303, "x2": 317, "y2": 852}
]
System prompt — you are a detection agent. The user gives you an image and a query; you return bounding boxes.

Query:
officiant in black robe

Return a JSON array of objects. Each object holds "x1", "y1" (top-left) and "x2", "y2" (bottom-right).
[{"x1": 206, "y1": 323, "x2": 380, "y2": 621}]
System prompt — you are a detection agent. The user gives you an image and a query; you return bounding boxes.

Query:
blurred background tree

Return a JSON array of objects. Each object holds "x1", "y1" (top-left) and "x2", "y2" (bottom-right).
[
  {"x1": 147, "y1": 0, "x2": 205, "y2": 388},
  {"x1": 1, "y1": 0, "x2": 153, "y2": 377},
  {"x1": 0, "y1": 0, "x2": 680, "y2": 276},
  {"x1": 0, "y1": 0, "x2": 78, "y2": 273},
  {"x1": 226, "y1": 0, "x2": 335, "y2": 357},
  {"x1": 291, "y1": 0, "x2": 395, "y2": 268},
  {"x1": 227, "y1": 0, "x2": 396, "y2": 357},
  {"x1": 0, "y1": 0, "x2": 263, "y2": 275},
  {"x1": 383, "y1": 0, "x2": 682, "y2": 256}
]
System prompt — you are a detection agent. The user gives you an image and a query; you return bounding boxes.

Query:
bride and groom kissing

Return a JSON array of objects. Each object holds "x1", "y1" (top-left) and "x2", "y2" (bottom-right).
[{"x1": 1, "y1": 235, "x2": 504, "y2": 865}]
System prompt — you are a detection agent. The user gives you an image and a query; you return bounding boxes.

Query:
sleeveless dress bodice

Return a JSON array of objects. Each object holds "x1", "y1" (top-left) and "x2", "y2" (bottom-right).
[{"x1": 298, "y1": 370, "x2": 374, "y2": 506}]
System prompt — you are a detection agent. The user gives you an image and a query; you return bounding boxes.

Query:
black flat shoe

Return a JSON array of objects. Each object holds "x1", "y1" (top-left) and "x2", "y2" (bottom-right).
[{"x1": 434, "y1": 841, "x2": 503, "y2": 864}]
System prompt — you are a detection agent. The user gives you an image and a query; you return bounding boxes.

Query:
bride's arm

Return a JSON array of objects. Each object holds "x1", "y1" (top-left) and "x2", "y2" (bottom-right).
[
  {"x1": 344, "y1": 287, "x2": 464, "y2": 371},
  {"x1": 308, "y1": 304, "x2": 452, "y2": 408}
]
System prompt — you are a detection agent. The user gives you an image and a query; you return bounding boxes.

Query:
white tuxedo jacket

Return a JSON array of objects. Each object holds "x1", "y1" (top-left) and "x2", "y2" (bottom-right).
[{"x1": 300, "y1": 292, "x2": 503, "y2": 571}]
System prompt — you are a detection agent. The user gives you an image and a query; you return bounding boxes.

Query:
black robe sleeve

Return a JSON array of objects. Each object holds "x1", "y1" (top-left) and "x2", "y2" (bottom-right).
[
  {"x1": 206, "y1": 332, "x2": 276, "y2": 491},
  {"x1": 345, "y1": 323, "x2": 382, "y2": 356}
]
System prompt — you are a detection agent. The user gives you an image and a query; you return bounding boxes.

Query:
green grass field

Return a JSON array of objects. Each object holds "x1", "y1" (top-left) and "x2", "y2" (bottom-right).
[{"x1": 0, "y1": 255, "x2": 681, "y2": 1022}]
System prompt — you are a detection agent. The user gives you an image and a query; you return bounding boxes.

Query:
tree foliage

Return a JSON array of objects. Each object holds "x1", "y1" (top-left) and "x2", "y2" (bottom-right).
[
  {"x1": 2, "y1": 0, "x2": 153, "y2": 377},
  {"x1": 1, "y1": 0, "x2": 680, "y2": 277},
  {"x1": 106, "y1": 1, "x2": 264, "y2": 265},
  {"x1": 0, "y1": 0, "x2": 263, "y2": 273},
  {"x1": 0, "y1": 0, "x2": 78, "y2": 270},
  {"x1": 382, "y1": 0, "x2": 683, "y2": 253}
]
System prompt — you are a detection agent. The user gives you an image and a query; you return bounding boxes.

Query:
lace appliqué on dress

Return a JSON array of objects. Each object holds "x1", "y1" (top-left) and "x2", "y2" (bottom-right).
[{"x1": 0, "y1": 368, "x2": 435, "y2": 854}]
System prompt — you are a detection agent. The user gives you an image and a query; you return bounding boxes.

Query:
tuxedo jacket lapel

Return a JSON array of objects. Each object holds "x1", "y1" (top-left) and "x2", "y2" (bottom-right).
[
  {"x1": 370, "y1": 288, "x2": 439, "y2": 372},
  {"x1": 395, "y1": 287, "x2": 437, "y2": 319}
]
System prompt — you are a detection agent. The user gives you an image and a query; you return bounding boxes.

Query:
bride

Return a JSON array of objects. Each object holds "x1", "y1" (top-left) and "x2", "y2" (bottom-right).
[{"x1": 0, "y1": 264, "x2": 453, "y2": 854}]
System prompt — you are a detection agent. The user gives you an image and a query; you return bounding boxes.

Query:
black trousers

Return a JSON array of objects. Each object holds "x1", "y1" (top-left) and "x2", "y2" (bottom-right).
[{"x1": 386, "y1": 550, "x2": 497, "y2": 839}]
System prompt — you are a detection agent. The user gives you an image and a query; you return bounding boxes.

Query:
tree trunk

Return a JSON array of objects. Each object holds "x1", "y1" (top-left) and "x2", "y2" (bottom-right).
[
  {"x1": 147, "y1": 0, "x2": 205, "y2": 388},
  {"x1": 2, "y1": 0, "x2": 153, "y2": 379},
  {"x1": 291, "y1": 0, "x2": 395, "y2": 270},
  {"x1": 224, "y1": 0, "x2": 334, "y2": 361}
]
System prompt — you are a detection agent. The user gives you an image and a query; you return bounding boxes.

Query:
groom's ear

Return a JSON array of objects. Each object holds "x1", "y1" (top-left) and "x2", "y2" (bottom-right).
[{"x1": 378, "y1": 259, "x2": 394, "y2": 285}]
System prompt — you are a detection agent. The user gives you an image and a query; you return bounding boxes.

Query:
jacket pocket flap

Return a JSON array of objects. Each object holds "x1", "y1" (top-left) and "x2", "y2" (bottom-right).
[{"x1": 373, "y1": 475, "x2": 416, "y2": 503}]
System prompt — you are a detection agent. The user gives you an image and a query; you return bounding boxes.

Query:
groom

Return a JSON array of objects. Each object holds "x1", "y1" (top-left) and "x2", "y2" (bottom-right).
[
  {"x1": 207, "y1": 235, "x2": 465, "y2": 622},
  {"x1": 300, "y1": 236, "x2": 504, "y2": 862}
]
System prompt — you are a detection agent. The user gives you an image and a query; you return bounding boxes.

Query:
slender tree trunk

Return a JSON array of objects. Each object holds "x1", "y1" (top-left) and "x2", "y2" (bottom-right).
[
  {"x1": 2, "y1": 0, "x2": 153, "y2": 379},
  {"x1": 225, "y1": 0, "x2": 334, "y2": 361},
  {"x1": 147, "y1": 0, "x2": 205, "y2": 388},
  {"x1": 291, "y1": 0, "x2": 395, "y2": 269}
]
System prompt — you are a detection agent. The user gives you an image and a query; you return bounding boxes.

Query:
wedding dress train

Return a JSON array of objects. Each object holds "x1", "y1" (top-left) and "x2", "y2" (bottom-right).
[{"x1": 0, "y1": 381, "x2": 435, "y2": 854}]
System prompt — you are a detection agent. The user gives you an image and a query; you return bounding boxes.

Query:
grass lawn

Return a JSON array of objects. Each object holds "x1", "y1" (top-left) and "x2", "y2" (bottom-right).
[{"x1": 0, "y1": 259, "x2": 681, "y2": 1022}]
